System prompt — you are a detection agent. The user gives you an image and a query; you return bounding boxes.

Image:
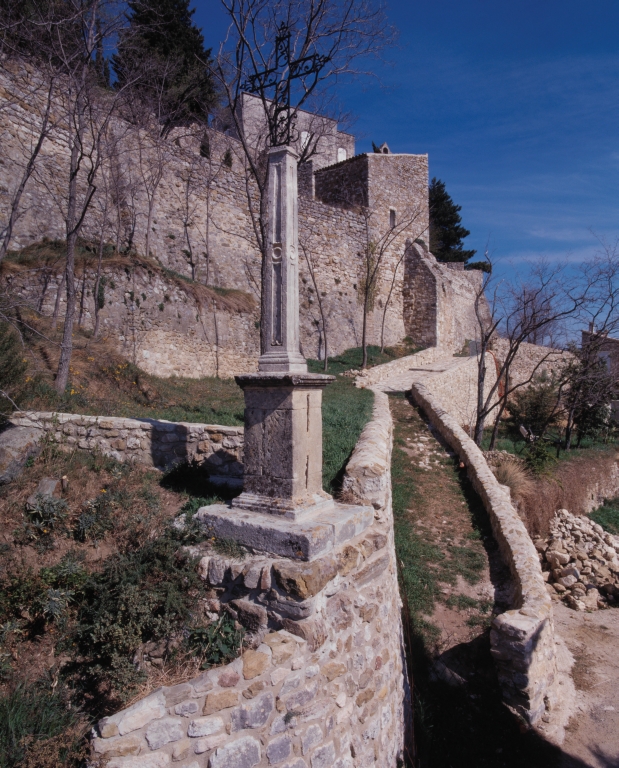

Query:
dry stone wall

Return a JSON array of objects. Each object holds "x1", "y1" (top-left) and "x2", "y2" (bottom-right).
[
  {"x1": 90, "y1": 386, "x2": 407, "y2": 768},
  {"x1": 9, "y1": 411, "x2": 243, "y2": 483},
  {"x1": 409, "y1": 382, "x2": 558, "y2": 724}
]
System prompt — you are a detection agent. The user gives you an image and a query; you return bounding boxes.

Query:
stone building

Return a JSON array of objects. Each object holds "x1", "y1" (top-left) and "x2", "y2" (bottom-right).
[{"x1": 0, "y1": 63, "x2": 485, "y2": 376}]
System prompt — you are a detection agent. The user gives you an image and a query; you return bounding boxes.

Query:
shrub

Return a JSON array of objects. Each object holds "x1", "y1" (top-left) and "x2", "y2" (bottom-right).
[
  {"x1": 524, "y1": 440, "x2": 556, "y2": 474},
  {"x1": 24, "y1": 495, "x2": 68, "y2": 542},
  {"x1": 492, "y1": 460, "x2": 534, "y2": 499},
  {"x1": 508, "y1": 376, "x2": 560, "y2": 440},
  {"x1": 187, "y1": 613, "x2": 244, "y2": 669},
  {"x1": 71, "y1": 530, "x2": 205, "y2": 698}
]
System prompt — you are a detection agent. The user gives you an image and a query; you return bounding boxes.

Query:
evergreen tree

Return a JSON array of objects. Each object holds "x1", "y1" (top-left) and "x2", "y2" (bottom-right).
[
  {"x1": 113, "y1": 0, "x2": 217, "y2": 133},
  {"x1": 428, "y1": 177, "x2": 476, "y2": 263}
]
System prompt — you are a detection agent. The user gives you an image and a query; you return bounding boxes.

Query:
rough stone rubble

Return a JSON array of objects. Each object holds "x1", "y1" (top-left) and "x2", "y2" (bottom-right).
[{"x1": 539, "y1": 509, "x2": 619, "y2": 612}]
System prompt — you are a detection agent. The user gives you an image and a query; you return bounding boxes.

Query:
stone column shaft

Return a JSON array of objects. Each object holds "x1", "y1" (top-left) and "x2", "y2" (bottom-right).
[{"x1": 259, "y1": 146, "x2": 307, "y2": 373}]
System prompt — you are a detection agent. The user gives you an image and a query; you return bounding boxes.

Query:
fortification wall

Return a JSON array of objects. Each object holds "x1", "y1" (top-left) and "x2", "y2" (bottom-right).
[
  {"x1": 89, "y1": 388, "x2": 407, "y2": 768},
  {"x1": 491, "y1": 338, "x2": 571, "y2": 388},
  {"x1": 2, "y1": 259, "x2": 259, "y2": 378},
  {"x1": 403, "y1": 243, "x2": 487, "y2": 353},
  {"x1": 1, "y1": 62, "x2": 444, "y2": 369}
]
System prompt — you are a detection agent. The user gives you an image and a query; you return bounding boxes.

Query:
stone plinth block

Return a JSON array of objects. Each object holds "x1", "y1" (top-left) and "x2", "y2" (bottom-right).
[
  {"x1": 232, "y1": 373, "x2": 334, "y2": 515},
  {"x1": 195, "y1": 502, "x2": 373, "y2": 561}
]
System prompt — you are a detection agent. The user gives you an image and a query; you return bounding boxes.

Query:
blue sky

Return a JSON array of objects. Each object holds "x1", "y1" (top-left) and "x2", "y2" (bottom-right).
[{"x1": 194, "y1": 0, "x2": 619, "y2": 271}]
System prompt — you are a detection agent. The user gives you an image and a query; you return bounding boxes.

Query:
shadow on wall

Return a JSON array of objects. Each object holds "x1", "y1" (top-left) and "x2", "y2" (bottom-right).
[{"x1": 138, "y1": 419, "x2": 244, "y2": 487}]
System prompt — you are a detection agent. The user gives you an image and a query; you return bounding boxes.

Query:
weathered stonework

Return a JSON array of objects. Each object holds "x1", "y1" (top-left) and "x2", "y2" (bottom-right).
[
  {"x1": 9, "y1": 411, "x2": 243, "y2": 482},
  {"x1": 90, "y1": 389, "x2": 406, "y2": 767},
  {"x1": 402, "y1": 242, "x2": 489, "y2": 353}
]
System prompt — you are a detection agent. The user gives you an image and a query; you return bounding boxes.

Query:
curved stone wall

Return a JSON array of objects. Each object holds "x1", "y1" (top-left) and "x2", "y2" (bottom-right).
[
  {"x1": 91, "y1": 392, "x2": 406, "y2": 767},
  {"x1": 410, "y1": 381, "x2": 557, "y2": 724}
]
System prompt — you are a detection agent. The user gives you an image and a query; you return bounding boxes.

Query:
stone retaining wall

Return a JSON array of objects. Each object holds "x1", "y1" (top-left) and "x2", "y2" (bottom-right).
[
  {"x1": 9, "y1": 411, "x2": 243, "y2": 484},
  {"x1": 414, "y1": 356, "x2": 498, "y2": 428},
  {"x1": 90, "y1": 388, "x2": 406, "y2": 767},
  {"x1": 409, "y1": 382, "x2": 557, "y2": 725}
]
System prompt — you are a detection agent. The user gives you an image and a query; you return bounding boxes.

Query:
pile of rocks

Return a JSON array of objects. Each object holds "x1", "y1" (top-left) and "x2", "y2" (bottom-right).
[{"x1": 536, "y1": 509, "x2": 619, "y2": 611}]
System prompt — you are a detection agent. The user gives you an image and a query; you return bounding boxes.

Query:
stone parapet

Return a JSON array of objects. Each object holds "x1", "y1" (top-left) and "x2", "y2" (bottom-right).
[
  {"x1": 409, "y1": 382, "x2": 557, "y2": 724},
  {"x1": 90, "y1": 382, "x2": 406, "y2": 767},
  {"x1": 8, "y1": 411, "x2": 243, "y2": 482}
]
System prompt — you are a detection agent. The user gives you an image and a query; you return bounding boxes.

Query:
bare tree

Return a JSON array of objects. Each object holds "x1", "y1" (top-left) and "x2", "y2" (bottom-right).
[
  {"x1": 212, "y1": 0, "x2": 394, "y2": 353},
  {"x1": 299, "y1": 238, "x2": 330, "y2": 369},
  {"x1": 472, "y1": 258, "x2": 586, "y2": 448},
  {"x1": 357, "y1": 206, "x2": 425, "y2": 368},
  {"x1": 561, "y1": 238, "x2": 619, "y2": 449},
  {"x1": 11, "y1": 0, "x2": 137, "y2": 393},
  {"x1": 0, "y1": 62, "x2": 56, "y2": 263}
]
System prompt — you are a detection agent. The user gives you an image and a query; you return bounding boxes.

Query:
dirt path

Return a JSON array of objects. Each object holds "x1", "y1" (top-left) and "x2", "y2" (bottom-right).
[
  {"x1": 388, "y1": 394, "x2": 576, "y2": 767},
  {"x1": 555, "y1": 602, "x2": 619, "y2": 767}
]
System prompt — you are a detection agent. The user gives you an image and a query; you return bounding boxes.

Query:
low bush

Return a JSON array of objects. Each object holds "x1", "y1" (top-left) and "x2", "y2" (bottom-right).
[{"x1": 492, "y1": 460, "x2": 534, "y2": 499}]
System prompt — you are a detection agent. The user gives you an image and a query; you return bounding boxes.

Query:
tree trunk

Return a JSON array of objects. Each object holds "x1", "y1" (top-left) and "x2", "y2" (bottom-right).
[
  {"x1": 52, "y1": 271, "x2": 66, "y2": 328},
  {"x1": 77, "y1": 270, "x2": 87, "y2": 326},
  {"x1": 56, "y1": 231, "x2": 78, "y2": 393},
  {"x1": 93, "y1": 231, "x2": 105, "y2": 338},
  {"x1": 473, "y1": 348, "x2": 487, "y2": 445},
  {"x1": 145, "y1": 197, "x2": 154, "y2": 259},
  {"x1": 488, "y1": 397, "x2": 507, "y2": 451},
  {"x1": 361, "y1": 292, "x2": 369, "y2": 369}
]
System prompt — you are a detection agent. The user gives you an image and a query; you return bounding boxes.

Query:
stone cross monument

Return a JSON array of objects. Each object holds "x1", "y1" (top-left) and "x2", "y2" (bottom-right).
[{"x1": 196, "y1": 142, "x2": 372, "y2": 561}]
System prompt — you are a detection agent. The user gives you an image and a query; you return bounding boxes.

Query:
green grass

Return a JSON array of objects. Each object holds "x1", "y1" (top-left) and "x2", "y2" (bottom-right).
[
  {"x1": 0, "y1": 683, "x2": 86, "y2": 768},
  {"x1": 24, "y1": 365, "x2": 246, "y2": 426},
  {"x1": 308, "y1": 350, "x2": 374, "y2": 493},
  {"x1": 590, "y1": 499, "x2": 619, "y2": 535}
]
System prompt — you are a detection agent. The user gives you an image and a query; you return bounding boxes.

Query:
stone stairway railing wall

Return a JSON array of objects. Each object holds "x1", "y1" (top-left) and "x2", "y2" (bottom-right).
[
  {"x1": 90, "y1": 389, "x2": 407, "y2": 768},
  {"x1": 409, "y1": 382, "x2": 557, "y2": 725},
  {"x1": 9, "y1": 411, "x2": 244, "y2": 485},
  {"x1": 355, "y1": 346, "x2": 451, "y2": 388}
]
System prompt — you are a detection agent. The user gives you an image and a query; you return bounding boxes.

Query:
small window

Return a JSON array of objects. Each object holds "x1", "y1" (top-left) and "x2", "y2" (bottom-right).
[
  {"x1": 337, "y1": 147, "x2": 347, "y2": 163},
  {"x1": 389, "y1": 208, "x2": 396, "y2": 228},
  {"x1": 300, "y1": 131, "x2": 310, "y2": 151}
]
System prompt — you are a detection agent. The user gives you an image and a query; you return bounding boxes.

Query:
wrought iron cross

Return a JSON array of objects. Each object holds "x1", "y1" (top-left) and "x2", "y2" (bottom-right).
[{"x1": 243, "y1": 22, "x2": 330, "y2": 147}]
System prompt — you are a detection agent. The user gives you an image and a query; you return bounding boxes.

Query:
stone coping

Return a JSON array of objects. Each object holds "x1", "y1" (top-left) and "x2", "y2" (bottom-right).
[
  {"x1": 234, "y1": 372, "x2": 335, "y2": 389},
  {"x1": 10, "y1": 411, "x2": 243, "y2": 435},
  {"x1": 409, "y1": 382, "x2": 557, "y2": 724}
]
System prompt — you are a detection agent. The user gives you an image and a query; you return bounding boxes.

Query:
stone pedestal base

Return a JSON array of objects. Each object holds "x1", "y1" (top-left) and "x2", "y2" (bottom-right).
[{"x1": 195, "y1": 500, "x2": 373, "y2": 561}]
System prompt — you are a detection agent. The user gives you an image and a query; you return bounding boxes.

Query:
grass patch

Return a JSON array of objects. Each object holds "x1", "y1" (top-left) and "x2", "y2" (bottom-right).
[
  {"x1": 0, "y1": 682, "x2": 87, "y2": 768},
  {"x1": 590, "y1": 499, "x2": 619, "y2": 535},
  {"x1": 308, "y1": 351, "x2": 374, "y2": 494}
]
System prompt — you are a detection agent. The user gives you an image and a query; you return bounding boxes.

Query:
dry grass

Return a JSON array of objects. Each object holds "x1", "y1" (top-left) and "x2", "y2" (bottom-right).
[
  {"x1": 492, "y1": 460, "x2": 534, "y2": 500},
  {"x1": 2, "y1": 239, "x2": 256, "y2": 315},
  {"x1": 518, "y1": 452, "x2": 619, "y2": 537}
]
